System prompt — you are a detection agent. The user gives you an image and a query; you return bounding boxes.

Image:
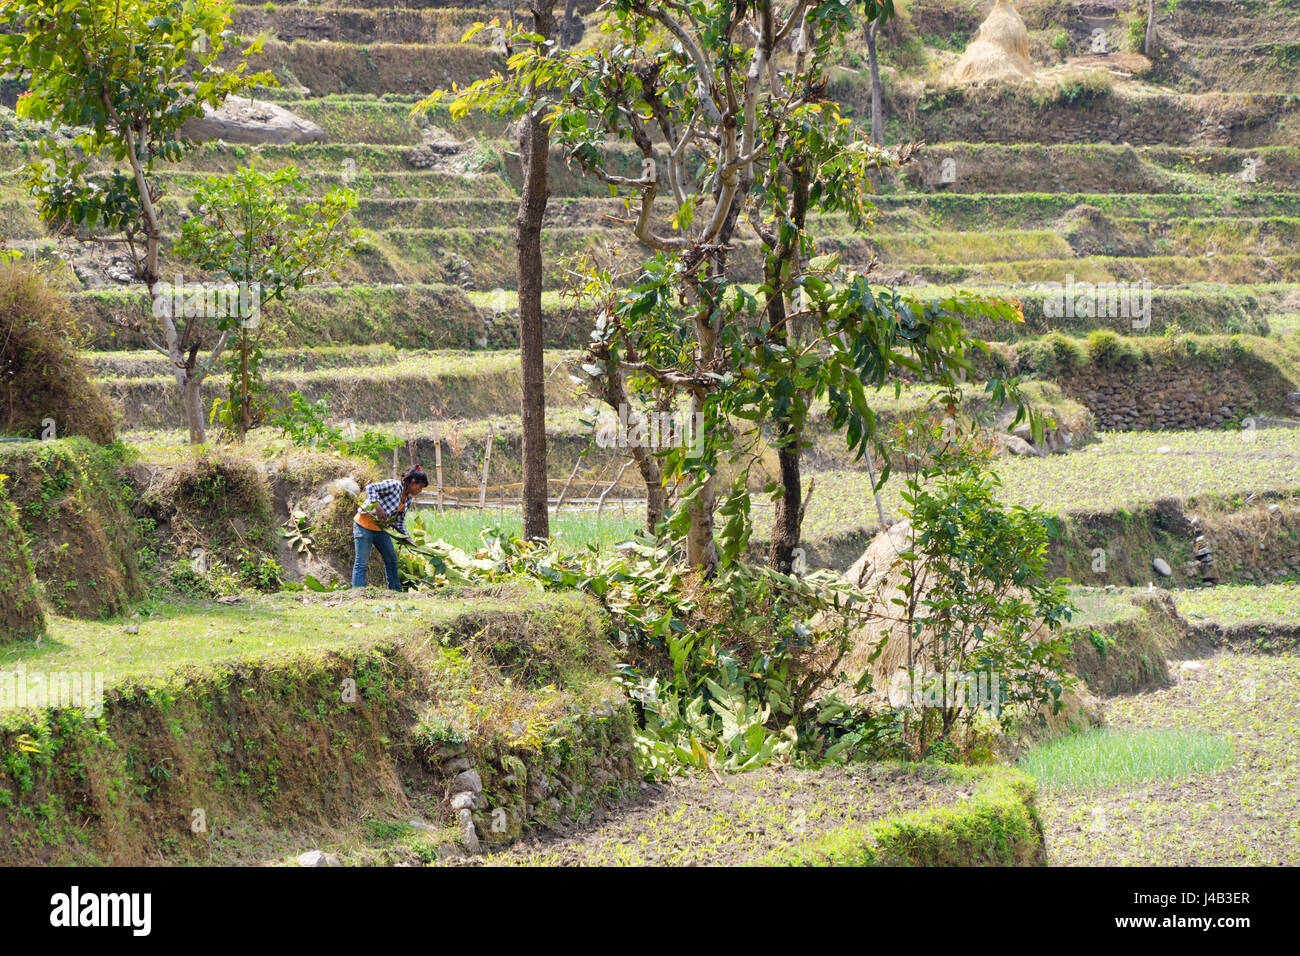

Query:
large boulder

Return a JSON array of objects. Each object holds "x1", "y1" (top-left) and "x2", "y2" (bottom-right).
[{"x1": 182, "y1": 99, "x2": 325, "y2": 146}]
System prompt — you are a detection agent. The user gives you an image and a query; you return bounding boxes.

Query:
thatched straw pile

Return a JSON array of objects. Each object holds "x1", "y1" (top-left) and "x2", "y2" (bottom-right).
[
  {"x1": 953, "y1": 0, "x2": 1035, "y2": 85},
  {"x1": 841, "y1": 519, "x2": 919, "y2": 687},
  {"x1": 832, "y1": 520, "x2": 1103, "y2": 740}
]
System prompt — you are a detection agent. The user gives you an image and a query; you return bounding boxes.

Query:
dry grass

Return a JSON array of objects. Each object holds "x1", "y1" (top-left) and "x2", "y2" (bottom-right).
[{"x1": 953, "y1": 0, "x2": 1035, "y2": 85}]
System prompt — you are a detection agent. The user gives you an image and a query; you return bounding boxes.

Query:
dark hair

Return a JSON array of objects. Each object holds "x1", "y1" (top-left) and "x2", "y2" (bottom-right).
[{"x1": 402, "y1": 464, "x2": 429, "y2": 488}]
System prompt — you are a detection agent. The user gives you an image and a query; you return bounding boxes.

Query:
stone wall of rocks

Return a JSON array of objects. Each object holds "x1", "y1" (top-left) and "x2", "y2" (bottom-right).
[
  {"x1": 427, "y1": 702, "x2": 641, "y2": 853},
  {"x1": 1063, "y1": 365, "x2": 1272, "y2": 431}
]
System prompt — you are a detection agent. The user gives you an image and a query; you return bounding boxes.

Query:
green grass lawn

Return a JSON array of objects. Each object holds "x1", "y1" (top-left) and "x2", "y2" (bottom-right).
[
  {"x1": 1019, "y1": 727, "x2": 1234, "y2": 791},
  {"x1": 0, "y1": 590, "x2": 526, "y2": 686},
  {"x1": 1175, "y1": 584, "x2": 1300, "y2": 624}
]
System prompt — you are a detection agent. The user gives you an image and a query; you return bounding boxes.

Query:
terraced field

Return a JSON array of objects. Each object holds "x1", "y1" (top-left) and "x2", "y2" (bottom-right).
[
  {"x1": 2, "y1": 0, "x2": 1298, "y2": 869},
  {"x1": 10, "y1": 0, "x2": 1298, "y2": 606}
]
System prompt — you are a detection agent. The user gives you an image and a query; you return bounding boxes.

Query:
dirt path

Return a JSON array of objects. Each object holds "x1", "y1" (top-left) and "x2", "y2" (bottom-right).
[
  {"x1": 469, "y1": 763, "x2": 962, "y2": 867},
  {"x1": 1041, "y1": 650, "x2": 1300, "y2": 866}
]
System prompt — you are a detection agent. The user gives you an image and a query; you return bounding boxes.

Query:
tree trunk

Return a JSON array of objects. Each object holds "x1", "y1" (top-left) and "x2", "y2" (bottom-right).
[
  {"x1": 684, "y1": 387, "x2": 718, "y2": 575},
  {"x1": 518, "y1": 1, "x2": 558, "y2": 543},
  {"x1": 766, "y1": 167, "x2": 811, "y2": 573},
  {"x1": 1144, "y1": 0, "x2": 1158, "y2": 57},
  {"x1": 600, "y1": 350, "x2": 665, "y2": 535},
  {"x1": 560, "y1": 0, "x2": 579, "y2": 47},
  {"x1": 181, "y1": 370, "x2": 207, "y2": 445},
  {"x1": 865, "y1": 20, "x2": 884, "y2": 146},
  {"x1": 769, "y1": 429, "x2": 803, "y2": 573},
  {"x1": 237, "y1": 332, "x2": 250, "y2": 440}
]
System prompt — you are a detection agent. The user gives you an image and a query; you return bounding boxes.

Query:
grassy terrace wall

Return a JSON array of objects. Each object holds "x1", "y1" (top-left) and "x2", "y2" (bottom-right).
[
  {"x1": 993, "y1": 332, "x2": 1300, "y2": 429},
  {"x1": 1050, "y1": 498, "x2": 1300, "y2": 588},
  {"x1": 0, "y1": 588, "x2": 638, "y2": 865},
  {"x1": 1065, "y1": 592, "x2": 1188, "y2": 696},
  {"x1": 0, "y1": 438, "x2": 143, "y2": 618},
  {"x1": 70, "y1": 285, "x2": 592, "y2": 353},
  {"x1": 96, "y1": 352, "x2": 581, "y2": 430},
  {"x1": 0, "y1": 493, "x2": 44, "y2": 643},
  {"x1": 869, "y1": 82, "x2": 1300, "y2": 147},
  {"x1": 67, "y1": 283, "x2": 1271, "y2": 353},
  {"x1": 770, "y1": 765, "x2": 1045, "y2": 866}
]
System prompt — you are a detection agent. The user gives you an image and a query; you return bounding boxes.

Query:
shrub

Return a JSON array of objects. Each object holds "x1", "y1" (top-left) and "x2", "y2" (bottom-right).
[
  {"x1": 872, "y1": 433, "x2": 1076, "y2": 758},
  {"x1": 1086, "y1": 329, "x2": 1142, "y2": 368},
  {"x1": 1016, "y1": 332, "x2": 1086, "y2": 377},
  {"x1": 269, "y1": 391, "x2": 402, "y2": 466},
  {"x1": 0, "y1": 265, "x2": 116, "y2": 444}
]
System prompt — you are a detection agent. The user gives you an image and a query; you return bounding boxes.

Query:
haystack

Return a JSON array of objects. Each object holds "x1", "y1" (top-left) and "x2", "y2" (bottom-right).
[
  {"x1": 831, "y1": 520, "x2": 1103, "y2": 737},
  {"x1": 953, "y1": 0, "x2": 1035, "y2": 85},
  {"x1": 0, "y1": 265, "x2": 117, "y2": 444},
  {"x1": 841, "y1": 519, "x2": 918, "y2": 684}
]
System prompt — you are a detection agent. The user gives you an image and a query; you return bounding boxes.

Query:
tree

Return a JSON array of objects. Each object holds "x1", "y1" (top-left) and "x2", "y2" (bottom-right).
[
  {"x1": 439, "y1": 1, "x2": 1038, "y2": 575},
  {"x1": 0, "y1": 0, "x2": 270, "y2": 444},
  {"x1": 174, "y1": 165, "x2": 360, "y2": 441},
  {"x1": 516, "y1": 2, "x2": 560, "y2": 543},
  {"x1": 1145, "y1": 0, "x2": 1179, "y2": 58},
  {"x1": 863, "y1": 15, "x2": 886, "y2": 146},
  {"x1": 416, "y1": 2, "x2": 559, "y2": 543},
  {"x1": 875, "y1": 429, "x2": 1074, "y2": 757}
]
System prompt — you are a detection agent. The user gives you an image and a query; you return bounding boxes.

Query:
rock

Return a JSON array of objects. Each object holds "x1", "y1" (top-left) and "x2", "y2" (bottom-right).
[
  {"x1": 451, "y1": 769, "x2": 483, "y2": 795},
  {"x1": 444, "y1": 756, "x2": 474, "y2": 775},
  {"x1": 450, "y1": 791, "x2": 476, "y2": 812},
  {"x1": 182, "y1": 99, "x2": 326, "y2": 146},
  {"x1": 997, "y1": 432, "x2": 1041, "y2": 457},
  {"x1": 458, "y1": 808, "x2": 480, "y2": 853},
  {"x1": 526, "y1": 779, "x2": 549, "y2": 803},
  {"x1": 124, "y1": 624, "x2": 139, "y2": 634},
  {"x1": 296, "y1": 850, "x2": 328, "y2": 867},
  {"x1": 405, "y1": 126, "x2": 478, "y2": 172},
  {"x1": 408, "y1": 819, "x2": 438, "y2": 833},
  {"x1": 1156, "y1": 446, "x2": 1172, "y2": 454},
  {"x1": 1152, "y1": 558, "x2": 1172, "y2": 577},
  {"x1": 328, "y1": 477, "x2": 361, "y2": 498}
]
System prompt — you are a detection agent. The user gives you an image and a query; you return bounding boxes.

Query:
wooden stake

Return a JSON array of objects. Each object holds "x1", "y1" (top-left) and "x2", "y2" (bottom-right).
[
  {"x1": 555, "y1": 455, "x2": 582, "y2": 514},
  {"x1": 433, "y1": 424, "x2": 445, "y2": 514},
  {"x1": 597, "y1": 459, "x2": 636, "y2": 524},
  {"x1": 479, "y1": 423, "x2": 494, "y2": 512}
]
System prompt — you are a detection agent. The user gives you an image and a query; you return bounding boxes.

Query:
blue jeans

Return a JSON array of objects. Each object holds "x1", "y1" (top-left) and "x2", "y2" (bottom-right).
[{"x1": 352, "y1": 524, "x2": 401, "y2": 590}]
